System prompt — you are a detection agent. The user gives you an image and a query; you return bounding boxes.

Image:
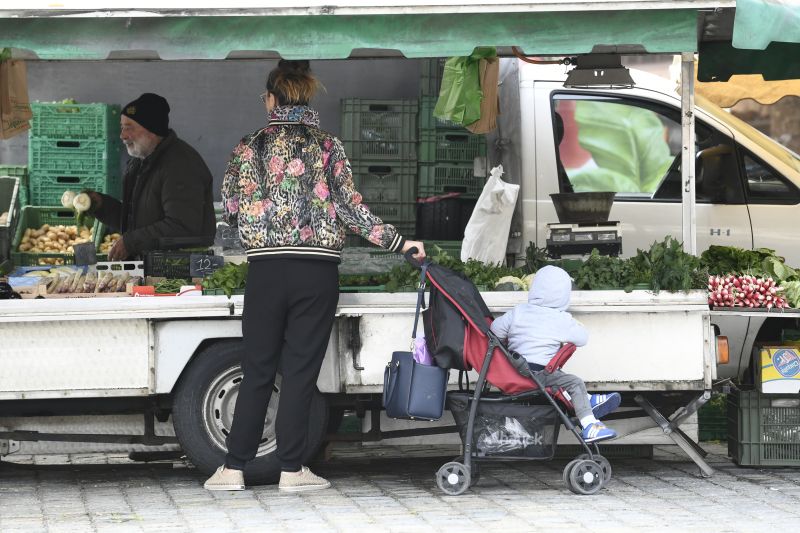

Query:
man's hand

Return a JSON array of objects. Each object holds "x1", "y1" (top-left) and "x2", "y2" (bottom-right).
[
  {"x1": 108, "y1": 237, "x2": 128, "y2": 261},
  {"x1": 401, "y1": 240, "x2": 426, "y2": 260}
]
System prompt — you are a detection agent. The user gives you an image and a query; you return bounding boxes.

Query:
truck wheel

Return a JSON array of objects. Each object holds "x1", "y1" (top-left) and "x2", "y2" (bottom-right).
[{"x1": 172, "y1": 340, "x2": 328, "y2": 485}]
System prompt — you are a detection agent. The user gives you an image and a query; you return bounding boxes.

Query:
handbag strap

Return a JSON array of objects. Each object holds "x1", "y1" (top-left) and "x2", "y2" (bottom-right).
[{"x1": 411, "y1": 262, "x2": 429, "y2": 339}]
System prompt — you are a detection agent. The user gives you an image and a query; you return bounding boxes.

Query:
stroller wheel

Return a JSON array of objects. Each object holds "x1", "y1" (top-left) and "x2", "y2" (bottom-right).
[
  {"x1": 566, "y1": 460, "x2": 604, "y2": 495},
  {"x1": 436, "y1": 461, "x2": 471, "y2": 495},
  {"x1": 449, "y1": 456, "x2": 480, "y2": 485},
  {"x1": 576, "y1": 453, "x2": 612, "y2": 484},
  {"x1": 562, "y1": 459, "x2": 582, "y2": 486}
]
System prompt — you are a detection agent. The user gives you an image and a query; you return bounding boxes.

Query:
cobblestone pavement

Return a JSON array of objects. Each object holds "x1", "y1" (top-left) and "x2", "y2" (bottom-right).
[{"x1": 2, "y1": 443, "x2": 800, "y2": 532}]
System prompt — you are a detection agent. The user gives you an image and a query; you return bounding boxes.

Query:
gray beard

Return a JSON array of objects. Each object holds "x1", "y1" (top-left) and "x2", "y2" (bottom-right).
[{"x1": 125, "y1": 138, "x2": 159, "y2": 159}]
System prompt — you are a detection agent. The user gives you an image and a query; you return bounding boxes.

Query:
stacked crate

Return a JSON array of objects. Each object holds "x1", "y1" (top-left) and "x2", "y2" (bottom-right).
[
  {"x1": 28, "y1": 102, "x2": 122, "y2": 206},
  {"x1": 0, "y1": 165, "x2": 28, "y2": 208},
  {"x1": 416, "y1": 58, "x2": 486, "y2": 244},
  {"x1": 341, "y1": 99, "x2": 419, "y2": 245}
]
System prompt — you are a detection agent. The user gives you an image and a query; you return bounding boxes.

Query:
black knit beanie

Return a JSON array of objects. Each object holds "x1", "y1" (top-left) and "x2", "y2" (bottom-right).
[{"x1": 122, "y1": 93, "x2": 170, "y2": 136}]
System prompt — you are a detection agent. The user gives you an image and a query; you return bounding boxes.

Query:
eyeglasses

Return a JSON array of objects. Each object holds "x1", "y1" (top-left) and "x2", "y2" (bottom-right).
[{"x1": 259, "y1": 92, "x2": 267, "y2": 104}]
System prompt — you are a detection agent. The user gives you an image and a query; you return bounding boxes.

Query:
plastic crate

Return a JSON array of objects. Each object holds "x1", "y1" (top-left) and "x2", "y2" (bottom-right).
[
  {"x1": 418, "y1": 163, "x2": 485, "y2": 199},
  {"x1": 728, "y1": 389, "x2": 800, "y2": 466},
  {"x1": 0, "y1": 165, "x2": 29, "y2": 207},
  {"x1": 29, "y1": 172, "x2": 122, "y2": 206},
  {"x1": 10, "y1": 206, "x2": 105, "y2": 267},
  {"x1": 416, "y1": 195, "x2": 463, "y2": 240},
  {"x1": 418, "y1": 129, "x2": 487, "y2": 164},
  {"x1": 426, "y1": 240, "x2": 462, "y2": 259},
  {"x1": 143, "y1": 250, "x2": 212, "y2": 278},
  {"x1": 30, "y1": 103, "x2": 121, "y2": 140},
  {"x1": 419, "y1": 96, "x2": 464, "y2": 131},
  {"x1": 28, "y1": 137, "x2": 121, "y2": 176},
  {"x1": 1, "y1": 176, "x2": 20, "y2": 261},
  {"x1": 698, "y1": 394, "x2": 728, "y2": 441},
  {"x1": 341, "y1": 99, "x2": 418, "y2": 160},
  {"x1": 352, "y1": 161, "x2": 416, "y2": 204},
  {"x1": 420, "y1": 58, "x2": 446, "y2": 96}
]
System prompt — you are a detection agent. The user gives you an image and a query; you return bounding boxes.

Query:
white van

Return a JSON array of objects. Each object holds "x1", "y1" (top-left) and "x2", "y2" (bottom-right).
[{"x1": 513, "y1": 62, "x2": 800, "y2": 266}]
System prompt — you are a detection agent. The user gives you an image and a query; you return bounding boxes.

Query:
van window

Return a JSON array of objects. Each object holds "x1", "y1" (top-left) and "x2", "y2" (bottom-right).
[
  {"x1": 742, "y1": 151, "x2": 800, "y2": 205},
  {"x1": 552, "y1": 95, "x2": 679, "y2": 198},
  {"x1": 553, "y1": 94, "x2": 745, "y2": 204}
]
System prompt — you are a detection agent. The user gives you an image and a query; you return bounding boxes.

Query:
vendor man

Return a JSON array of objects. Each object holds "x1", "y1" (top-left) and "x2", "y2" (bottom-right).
[{"x1": 87, "y1": 93, "x2": 216, "y2": 260}]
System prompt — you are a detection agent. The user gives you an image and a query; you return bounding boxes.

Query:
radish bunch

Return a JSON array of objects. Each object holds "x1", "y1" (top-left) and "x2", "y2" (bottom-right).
[{"x1": 707, "y1": 274, "x2": 789, "y2": 309}]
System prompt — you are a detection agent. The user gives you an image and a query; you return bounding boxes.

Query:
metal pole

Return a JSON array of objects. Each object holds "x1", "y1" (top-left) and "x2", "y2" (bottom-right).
[{"x1": 680, "y1": 52, "x2": 697, "y2": 254}]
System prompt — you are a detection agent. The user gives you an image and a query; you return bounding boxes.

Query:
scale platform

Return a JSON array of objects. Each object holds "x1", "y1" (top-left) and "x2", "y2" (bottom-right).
[{"x1": 546, "y1": 221, "x2": 622, "y2": 258}]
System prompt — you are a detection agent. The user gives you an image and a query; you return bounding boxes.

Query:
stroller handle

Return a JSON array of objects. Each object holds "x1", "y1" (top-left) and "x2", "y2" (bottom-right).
[{"x1": 404, "y1": 247, "x2": 425, "y2": 269}]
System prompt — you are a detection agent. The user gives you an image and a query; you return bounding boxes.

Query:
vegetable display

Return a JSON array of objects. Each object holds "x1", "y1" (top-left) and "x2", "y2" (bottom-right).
[
  {"x1": 201, "y1": 262, "x2": 248, "y2": 297},
  {"x1": 98, "y1": 233, "x2": 121, "y2": 254},
  {"x1": 707, "y1": 275, "x2": 788, "y2": 309},
  {"x1": 40, "y1": 270, "x2": 135, "y2": 294},
  {"x1": 17, "y1": 223, "x2": 94, "y2": 259},
  {"x1": 154, "y1": 279, "x2": 187, "y2": 294}
]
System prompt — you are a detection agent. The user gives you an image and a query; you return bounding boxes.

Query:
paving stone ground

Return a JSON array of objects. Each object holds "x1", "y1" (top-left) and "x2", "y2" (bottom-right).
[{"x1": 2, "y1": 443, "x2": 800, "y2": 532}]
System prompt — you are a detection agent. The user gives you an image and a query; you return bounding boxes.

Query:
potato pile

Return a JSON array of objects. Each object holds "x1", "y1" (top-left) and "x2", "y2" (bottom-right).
[
  {"x1": 17, "y1": 223, "x2": 94, "y2": 254},
  {"x1": 99, "y1": 232, "x2": 121, "y2": 254}
]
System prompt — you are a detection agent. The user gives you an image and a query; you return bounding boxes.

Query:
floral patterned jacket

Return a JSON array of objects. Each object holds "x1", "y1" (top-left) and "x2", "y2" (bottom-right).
[{"x1": 221, "y1": 105, "x2": 406, "y2": 262}]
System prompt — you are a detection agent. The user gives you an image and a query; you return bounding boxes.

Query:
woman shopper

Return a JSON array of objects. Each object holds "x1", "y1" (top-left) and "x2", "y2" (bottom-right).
[{"x1": 204, "y1": 60, "x2": 425, "y2": 492}]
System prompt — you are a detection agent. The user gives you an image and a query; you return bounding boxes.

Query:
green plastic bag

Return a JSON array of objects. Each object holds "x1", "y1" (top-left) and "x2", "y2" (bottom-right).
[{"x1": 433, "y1": 47, "x2": 497, "y2": 127}]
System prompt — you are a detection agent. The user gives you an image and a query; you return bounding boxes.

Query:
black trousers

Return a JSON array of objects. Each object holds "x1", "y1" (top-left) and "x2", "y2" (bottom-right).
[{"x1": 225, "y1": 258, "x2": 339, "y2": 472}]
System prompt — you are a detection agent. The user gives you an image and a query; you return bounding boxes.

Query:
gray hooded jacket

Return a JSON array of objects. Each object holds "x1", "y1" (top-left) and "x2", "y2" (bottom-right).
[{"x1": 490, "y1": 265, "x2": 588, "y2": 366}]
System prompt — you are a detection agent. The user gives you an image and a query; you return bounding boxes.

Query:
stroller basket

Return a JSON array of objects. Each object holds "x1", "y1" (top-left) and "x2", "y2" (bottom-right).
[{"x1": 448, "y1": 392, "x2": 560, "y2": 460}]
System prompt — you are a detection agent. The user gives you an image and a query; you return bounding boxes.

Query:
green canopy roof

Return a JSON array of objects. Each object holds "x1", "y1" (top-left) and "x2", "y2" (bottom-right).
[{"x1": 0, "y1": 10, "x2": 696, "y2": 60}]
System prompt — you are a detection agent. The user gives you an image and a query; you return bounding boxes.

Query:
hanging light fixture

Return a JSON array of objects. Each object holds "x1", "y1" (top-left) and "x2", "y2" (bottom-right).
[{"x1": 563, "y1": 54, "x2": 634, "y2": 89}]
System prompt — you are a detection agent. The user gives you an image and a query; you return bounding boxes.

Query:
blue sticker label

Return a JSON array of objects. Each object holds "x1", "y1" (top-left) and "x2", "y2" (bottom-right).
[{"x1": 772, "y1": 349, "x2": 800, "y2": 378}]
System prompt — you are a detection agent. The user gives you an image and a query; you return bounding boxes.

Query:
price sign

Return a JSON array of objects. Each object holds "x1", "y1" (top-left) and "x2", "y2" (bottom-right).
[{"x1": 189, "y1": 254, "x2": 224, "y2": 277}]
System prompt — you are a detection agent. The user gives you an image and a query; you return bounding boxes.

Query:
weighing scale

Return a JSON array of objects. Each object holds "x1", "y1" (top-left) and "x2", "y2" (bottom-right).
[{"x1": 545, "y1": 221, "x2": 622, "y2": 258}]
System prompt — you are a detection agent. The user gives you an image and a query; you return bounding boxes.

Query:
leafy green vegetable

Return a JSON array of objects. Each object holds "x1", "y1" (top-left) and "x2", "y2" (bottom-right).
[
  {"x1": 201, "y1": 262, "x2": 248, "y2": 297},
  {"x1": 700, "y1": 245, "x2": 798, "y2": 281},
  {"x1": 154, "y1": 278, "x2": 187, "y2": 294},
  {"x1": 782, "y1": 281, "x2": 800, "y2": 309}
]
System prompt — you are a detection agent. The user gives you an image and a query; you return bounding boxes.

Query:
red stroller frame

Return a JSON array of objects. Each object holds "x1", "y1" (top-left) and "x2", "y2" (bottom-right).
[{"x1": 405, "y1": 251, "x2": 611, "y2": 495}]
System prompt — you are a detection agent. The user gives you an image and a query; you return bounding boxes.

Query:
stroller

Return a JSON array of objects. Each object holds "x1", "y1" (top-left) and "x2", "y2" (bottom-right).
[{"x1": 408, "y1": 252, "x2": 612, "y2": 496}]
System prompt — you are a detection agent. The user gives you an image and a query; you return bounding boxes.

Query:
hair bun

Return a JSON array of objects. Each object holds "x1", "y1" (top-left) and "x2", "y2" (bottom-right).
[{"x1": 278, "y1": 59, "x2": 310, "y2": 74}]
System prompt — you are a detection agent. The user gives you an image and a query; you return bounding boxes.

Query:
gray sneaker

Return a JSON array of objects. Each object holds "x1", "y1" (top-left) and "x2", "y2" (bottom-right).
[
  {"x1": 204, "y1": 466, "x2": 245, "y2": 491},
  {"x1": 278, "y1": 466, "x2": 331, "y2": 492}
]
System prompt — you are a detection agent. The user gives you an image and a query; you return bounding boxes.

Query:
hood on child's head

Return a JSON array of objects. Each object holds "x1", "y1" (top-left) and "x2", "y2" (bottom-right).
[{"x1": 528, "y1": 265, "x2": 573, "y2": 311}]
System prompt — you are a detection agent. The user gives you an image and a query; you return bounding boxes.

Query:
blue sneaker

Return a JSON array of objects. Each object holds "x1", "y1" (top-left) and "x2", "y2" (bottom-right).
[
  {"x1": 590, "y1": 393, "x2": 621, "y2": 420},
  {"x1": 581, "y1": 422, "x2": 617, "y2": 443}
]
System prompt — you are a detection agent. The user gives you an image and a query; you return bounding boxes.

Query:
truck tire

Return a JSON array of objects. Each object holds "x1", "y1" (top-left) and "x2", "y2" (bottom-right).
[{"x1": 172, "y1": 340, "x2": 328, "y2": 485}]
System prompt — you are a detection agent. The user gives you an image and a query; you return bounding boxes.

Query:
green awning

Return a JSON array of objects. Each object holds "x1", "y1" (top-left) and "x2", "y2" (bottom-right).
[
  {"x1": 732, "y1": 0, "x2": 800, "y2": 50},
  {"x1": 0, "y1": 10, "x2": 697, "y2": 61}
]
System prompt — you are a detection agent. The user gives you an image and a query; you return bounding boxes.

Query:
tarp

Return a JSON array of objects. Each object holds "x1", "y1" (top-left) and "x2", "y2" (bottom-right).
[
  {"x1": 732, "y1": 0, "x2": 800, "y2": 50},
  {"x1": 0, "y1": 10, "x2": 697, "y2": 60}
]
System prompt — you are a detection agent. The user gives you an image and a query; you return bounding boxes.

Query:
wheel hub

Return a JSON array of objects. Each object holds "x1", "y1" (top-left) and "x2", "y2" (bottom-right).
[{"x1": 201, "y1": 366, "x2": 280, "y2": 457}]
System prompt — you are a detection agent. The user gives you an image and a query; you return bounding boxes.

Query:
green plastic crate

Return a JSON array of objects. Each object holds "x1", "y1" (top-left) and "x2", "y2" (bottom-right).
[
  {"x1": 10, "y1": 206, "x2": 106, "y2": 267},
  {"x1": 426, "y1": 240, "x2": 462, "y2": 259},
  {"x1": 698, "y1": 394, "x2": 728, "y2": 441},
  {"x1": 419, "y1": 96, "x2": 464, "y2": 131},
  {"x1": 30, "y1": 103, "x2": 121, "y2": 140},
  {"x1": 728, "y1": 389, "x2": 800, "y2": 466},
  {"x1": 29, "y1": 172, "x2": 122, "y2": 206},
  {"x1": 28, "y1": 137, "x2": 121, "y2": 177},
  {"x1": 341, "y1": 99, "x2": 418, "y2": 161},
  {"x1": 0, "y1": 165, "x2": 28, "y2": 207},
  {"x1": 418, "y1": 129, "x2": 487, "y2": 164},
  {"x1": 418, "y1": 163, "x2": 485, "y2": 199},
  {"x1": 420, "y1": 58, "x2": 446, "y2": 96},
  {"x1": 352, "y1": 161, "x2": 416, "y2": 204}
]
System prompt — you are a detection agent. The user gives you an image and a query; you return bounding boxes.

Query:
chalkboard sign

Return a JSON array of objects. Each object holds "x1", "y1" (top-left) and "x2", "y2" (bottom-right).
[{"x1": 189, "y1": 254, "x2": 225, "y2": 277}]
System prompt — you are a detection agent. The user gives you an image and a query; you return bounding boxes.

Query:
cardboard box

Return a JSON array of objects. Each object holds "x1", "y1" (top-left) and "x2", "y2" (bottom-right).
[{"x1": 757, "y1": 345, "x2": 800, "y2": 394}]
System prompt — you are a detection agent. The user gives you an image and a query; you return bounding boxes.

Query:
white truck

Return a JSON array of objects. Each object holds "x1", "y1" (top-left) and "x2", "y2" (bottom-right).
[{"x1": 2, "y1": 1, "x2": 796, "y2": 482}]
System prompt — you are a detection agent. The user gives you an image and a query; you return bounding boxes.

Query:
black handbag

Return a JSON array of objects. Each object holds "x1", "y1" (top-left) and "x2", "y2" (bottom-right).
[{"x1": 383, "y1": 261, "x2": 448, "y2": 421}]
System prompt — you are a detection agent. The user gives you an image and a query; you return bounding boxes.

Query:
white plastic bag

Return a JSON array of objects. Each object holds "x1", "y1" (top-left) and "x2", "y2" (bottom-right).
[{"x1": 460, "y1": 165, "x2": 519, "y2": 264}]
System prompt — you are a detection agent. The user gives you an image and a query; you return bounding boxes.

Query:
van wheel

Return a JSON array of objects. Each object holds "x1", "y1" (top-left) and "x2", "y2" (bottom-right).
[{"x1": 172, "y1": 340, "x2": 328, "y2": 485}]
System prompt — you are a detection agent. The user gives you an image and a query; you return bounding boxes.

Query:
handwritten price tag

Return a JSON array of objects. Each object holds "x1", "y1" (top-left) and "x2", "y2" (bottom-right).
[{"x1": 189, "y1": 254, "x2": 224, "y2": 277}]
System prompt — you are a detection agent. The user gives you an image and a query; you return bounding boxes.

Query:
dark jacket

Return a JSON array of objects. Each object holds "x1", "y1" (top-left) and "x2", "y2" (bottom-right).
[{"x1": 94, "y1": 130, "x2": 216, "y2": 257}]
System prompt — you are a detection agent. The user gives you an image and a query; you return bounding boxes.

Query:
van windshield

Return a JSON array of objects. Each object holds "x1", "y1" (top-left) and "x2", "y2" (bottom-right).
[{"x1": 695, "y1": 95, "x2": 800, "y2": 173}]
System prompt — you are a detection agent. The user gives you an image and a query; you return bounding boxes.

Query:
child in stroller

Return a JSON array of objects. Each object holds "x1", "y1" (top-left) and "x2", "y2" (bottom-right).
[{"x1": 490, "y1": 265, "x2": 621, "y2": 443}]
